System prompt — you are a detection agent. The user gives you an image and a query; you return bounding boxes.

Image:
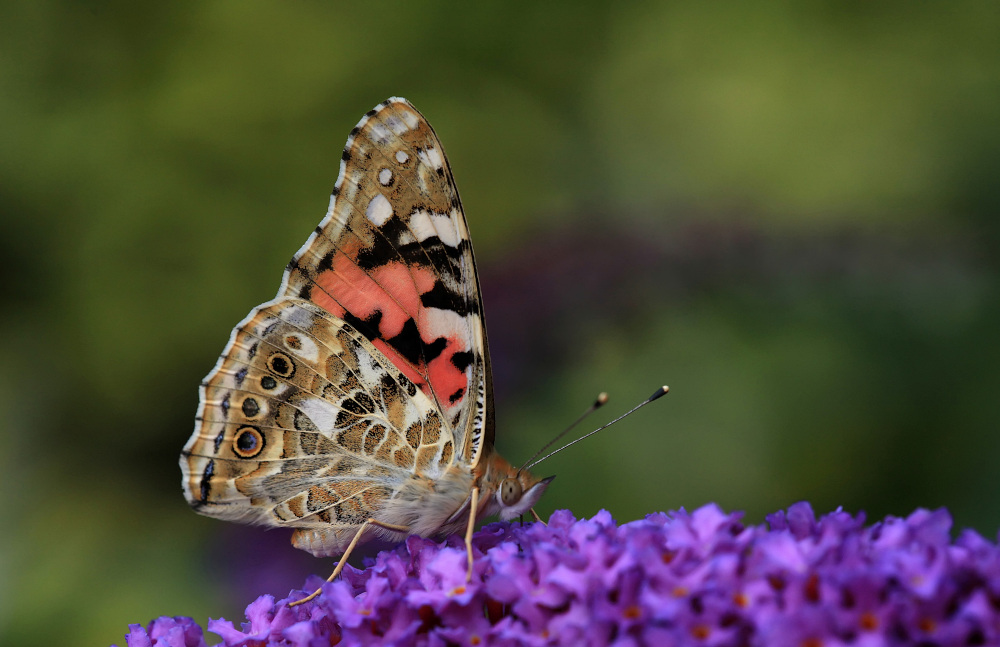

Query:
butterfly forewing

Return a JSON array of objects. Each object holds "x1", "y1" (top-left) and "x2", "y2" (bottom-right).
[{"x1": 279, "y1": 99, "x2": 491, "y2": 466}]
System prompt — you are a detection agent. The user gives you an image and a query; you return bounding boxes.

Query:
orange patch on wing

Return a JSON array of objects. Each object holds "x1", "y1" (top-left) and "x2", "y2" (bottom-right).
[
  {"x1": 426, "y1": 336, "x2": 469, "y2": 407},
  {"x1": 370, "y1": 262, "x2": 434, "y2": 324},
  {"x1": 309, "y1": 246, "x2": 417, "y2": 340},
  {"x1": 308, "y1": 247, "x2": 472, "y2": 409}
]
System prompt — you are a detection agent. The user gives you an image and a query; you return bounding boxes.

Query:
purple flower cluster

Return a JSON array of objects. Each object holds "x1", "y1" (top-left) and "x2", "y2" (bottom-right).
[{"x1": 120, "y1": 503, "x2": 1000, "y2": 646}]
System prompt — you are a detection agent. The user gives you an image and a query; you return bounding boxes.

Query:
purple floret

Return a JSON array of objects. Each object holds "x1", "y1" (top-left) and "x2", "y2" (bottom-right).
[
  {"x1": 122, "y1": 616, "x2": 208, "y2": 647},
  {"x1": 118, "y1": 503, "x2": 1000, "y2": 646}
]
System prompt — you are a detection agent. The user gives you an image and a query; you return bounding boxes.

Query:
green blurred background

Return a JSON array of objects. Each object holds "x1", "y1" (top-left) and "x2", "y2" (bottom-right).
[{"x1": 3, "y1": 2, "x2": 999, "y2": 645}]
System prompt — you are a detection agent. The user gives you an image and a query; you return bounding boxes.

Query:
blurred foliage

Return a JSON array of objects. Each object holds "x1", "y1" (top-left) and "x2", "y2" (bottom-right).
[{"x1": 1, "y1": 2, "x2": 999, "y2": 645}]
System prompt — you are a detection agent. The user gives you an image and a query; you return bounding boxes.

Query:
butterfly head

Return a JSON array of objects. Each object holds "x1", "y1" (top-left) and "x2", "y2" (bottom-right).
[
  {"x1": 476, "y1": 451, "x2": 554, "y2": 521},
  {"x1": 495, "y1": 472, "x2": 555, "y2": 521}
]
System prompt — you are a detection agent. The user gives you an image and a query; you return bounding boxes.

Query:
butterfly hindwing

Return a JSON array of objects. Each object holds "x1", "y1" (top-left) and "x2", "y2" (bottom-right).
[
  {"x1": 280, "y1": 98, "x2": 492, "y2": 467},
  {"x1": 181, "y1": 298, "x2": 456, "y2": 553}
]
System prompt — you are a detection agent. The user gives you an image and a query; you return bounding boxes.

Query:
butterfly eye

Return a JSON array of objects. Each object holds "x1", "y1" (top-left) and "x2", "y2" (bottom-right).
[
  {"x1": 500, "y1": 478, "x2": 523, "y2": 506},
  {"x1": 233, "y1": 426, "x2": 264, "y2": 458}
]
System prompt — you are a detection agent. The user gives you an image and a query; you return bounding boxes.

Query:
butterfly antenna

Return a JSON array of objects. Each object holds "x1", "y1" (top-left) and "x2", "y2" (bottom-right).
[
  {"x1": 517, "y1": 392, "x2": 609, "y2": 475},
  {"x1": 524, "y1": 386, "x2": 668, "y2": 471}
]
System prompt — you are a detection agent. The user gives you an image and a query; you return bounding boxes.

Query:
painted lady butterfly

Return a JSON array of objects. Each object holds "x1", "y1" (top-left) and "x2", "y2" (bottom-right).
[{"x1": 180, "y1": 98, "x2": 552, "y2": 603}]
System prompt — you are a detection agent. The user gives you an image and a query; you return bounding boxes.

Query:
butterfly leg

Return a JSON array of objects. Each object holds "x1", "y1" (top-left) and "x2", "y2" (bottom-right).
[
  {"x1": 530, "y1": 508, "x2": 547, "y2": 526},
  {"x1": 464, "y1": 486, "x2": 480, "y2": 582},
  {"x1": 289, "y1": 519, "x2": 409, "y2": 607}
]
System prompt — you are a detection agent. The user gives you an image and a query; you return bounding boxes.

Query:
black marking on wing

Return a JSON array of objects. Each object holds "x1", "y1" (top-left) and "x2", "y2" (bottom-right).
[
  {"x1": 450, "y1": 351, "x2": 473, "y2": 372},
  {"x1": 399, "y1": 373, "x2": 417, "y2": 397},
  {"x1": 356, "y1": 219, "x2": 406, "y2": 271},
  {"x1": 398, "y1": 237, "x2": 468, "y2": 272},
  {"x1": 212, "y1": 429, "x2": 226, "y2": 452},
  {"x1": 420, "y1": 281, "x2": 470, "y2": 316},
  {"x1": 196, "y1": 460, "x2": 214, "y2": 507},
  {"x1": 386, "y1": 318, "x2": 447, "y2": 365},
  {"x1": 355, "y1": 391, "x2": 376, "y2": 413},
  {"x1": 379, "y1": 373, "x2": 401, "y2": 401},
  {"x1": 341, "y1": 399, "x2": 366, "y2": 415},
  {"x1": 316, "y1": 251, "x2": 334, "y2": 273},
  {"x1": 341, "y1": 309, "x2": 383, "y2": 347}
]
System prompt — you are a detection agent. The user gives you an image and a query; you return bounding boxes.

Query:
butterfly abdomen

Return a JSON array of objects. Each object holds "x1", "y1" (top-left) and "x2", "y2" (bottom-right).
[{"x1": 379, "y1": 466, "x2": 478, "y2": 538}]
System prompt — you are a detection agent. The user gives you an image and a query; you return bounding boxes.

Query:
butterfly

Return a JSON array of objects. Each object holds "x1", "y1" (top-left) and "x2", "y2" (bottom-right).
[{"x1": 180, "y1": 97, "x2": 552, "y2": 604}]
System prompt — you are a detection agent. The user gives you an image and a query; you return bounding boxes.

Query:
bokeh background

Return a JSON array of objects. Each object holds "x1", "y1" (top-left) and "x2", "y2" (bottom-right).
[{"x1": 3, "y1": 2, "x2": 1000, "y2": 645}]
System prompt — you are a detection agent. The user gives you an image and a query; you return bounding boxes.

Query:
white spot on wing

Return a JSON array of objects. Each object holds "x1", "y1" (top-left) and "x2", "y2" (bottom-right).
[
  {"x1": 437, "y1": 210, "x2": 461, "y2": 247},
  {"x1": 366, "y1": 193, "x2": 393, "y2": 226},
  {"x1": 386, "y1": 116, "x2": 408, "y2": 135},
  {"x1": 409, "y1": 209, "x2": 461, "y2": 247},
  {"x1": 378, "y1": 168, "x2": 392, "y2": 186},
  {"x1": 395, "y1": 150, "x2": 409, "y2": 163},
  {"x1": 396, "y1": 227, "x2": 415, "y2": 246},
  {"x1": 283, "y1": 334, "x2": 319, "y2": 363},
  {"x1": 400, "y1": 109, "x2": 420, "y2": 130},
  {"x1": 298, "y1": 398, "x2": 341, "y2": 435},
  {"x1": 422, "y1": 308, "x2": 471, "y2": 354},
  {"x1": 418, "y1": 147, "x2": 444, "y2": 170},
  {"x1": 409, "y1": 210, "x2": 434, "y2": 242},
  {"x1": 427, "y1": 147, "x2": 443, "y2": 169},
  {"x1": 370, "y1": 123, "x2": 390, "y2": 144}
]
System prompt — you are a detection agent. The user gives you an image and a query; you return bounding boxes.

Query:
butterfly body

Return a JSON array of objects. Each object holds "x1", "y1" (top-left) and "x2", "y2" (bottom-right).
[{"x1": 180, "y1": 98, "x2": 550, "y2": 562}]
